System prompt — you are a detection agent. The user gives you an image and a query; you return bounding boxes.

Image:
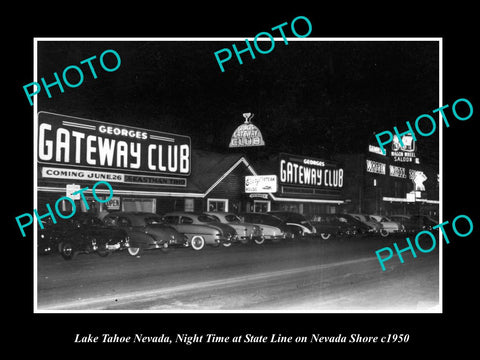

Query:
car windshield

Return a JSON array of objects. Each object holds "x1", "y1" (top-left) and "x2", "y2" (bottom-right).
[
  {"x1": 198, "y1": 214, "x2": 218, "y2": 223},
  {"x1": 145, "y1": 216, "x2": 163, "y2": 225},
  {"x1": 261, "y1": 215, "x2": 284, "y2": 227},
  {"x1": 225, "y1": 214, "x2": 241, "y2": 223}
]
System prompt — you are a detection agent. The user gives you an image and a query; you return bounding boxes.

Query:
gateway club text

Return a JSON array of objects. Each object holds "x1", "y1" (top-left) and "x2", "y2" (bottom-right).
[
  {"x1": 37, "y1": 112, "x2": 191, "y2": 175},
  {"x1": 38, "y1": 122, "x2": 190, "y2": 173}
]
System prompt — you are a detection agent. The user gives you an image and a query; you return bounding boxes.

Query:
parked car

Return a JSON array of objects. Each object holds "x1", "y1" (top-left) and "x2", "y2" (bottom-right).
[
  {"x1": 349, "y1": 214, "x2": 382, "y2": 234},
  {"x1": 333, "y1": 214, "x2": 371, "y2": 235},
  {"x1": 390, "y1": 214, "x2": 438, "y2": 232},
  {"x1": 409, "y1": 214, "x2": 438, "y2": 230},
  {"x1": 389, "y1": 215, "x2": 420, "y2": 233},
  {"x1": 38, "y1": 219, "x2": 57, "y2": 255},
  {"x1": 162, "y1": 212, "x2": 238, "y2": 250},
  {"x1": 239, "y1": 212, "x2": 290, "y2": 243},
  {"x1": 267, "y1": 211, "x2": 317, "y2": 238},
  {"x1": 310, "y1": 214, "x2": 356, "y2": 240},
  {"x1": 204, "y1": 211, "x2": 262, "y2": 244},
  {"x1": 40, "y1": 213, "x2": 129, "y2": 260},
  {"x1": 103, "y1": 211, "x2": 186, "y2": 256},
  {"x1": 369, "y1": 215, "x2": 405, "y2": 236}
]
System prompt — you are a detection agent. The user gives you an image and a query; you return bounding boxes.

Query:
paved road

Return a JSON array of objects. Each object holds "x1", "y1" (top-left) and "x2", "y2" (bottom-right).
[{"x1": 36, "y1": 235, "x2": 440, "y2": 312}]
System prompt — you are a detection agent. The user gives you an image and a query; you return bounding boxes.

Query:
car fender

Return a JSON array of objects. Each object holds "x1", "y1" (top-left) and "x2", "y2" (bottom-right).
[
  {"x1": 123, "y1": 228, "x2": 156, "y2": 247},
  {"x1": 286, "y1": 222, "x2": 311, "y2": 234},
  {"x1": 256, "y1": 224, "x2": 282, "y2": 236}
]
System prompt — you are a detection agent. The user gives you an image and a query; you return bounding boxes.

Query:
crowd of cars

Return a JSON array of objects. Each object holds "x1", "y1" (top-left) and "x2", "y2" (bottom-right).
[{"x1": 38, "y1": 210, "x2": 438, "y2": 260}]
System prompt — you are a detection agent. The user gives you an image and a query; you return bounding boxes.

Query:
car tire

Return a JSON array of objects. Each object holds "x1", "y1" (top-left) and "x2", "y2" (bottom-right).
[
  {"x1": 160, "y1": 243, "x2": 169, "y2": 253},
  {"x1": 59, "y1": 242, "x2": 77, "y2": 260},
  {"x1": 191, "y1": 236, "x2": 205, "y2": 251},
  {"x1": 320, "y1": 233, "x2": 331, "y2": 240},
  {"x1": 127, "y1": 247, "x2": 143, "y2": 256},
  {"x1": 380, "y1": 229, "x2": 389, "y2": 237},
  {"x1": 254, "y1": 237, "x2": 265, "y2": 245},
  {"x1": 97, "y1": 249, "x2": 110, "y2": 257}
]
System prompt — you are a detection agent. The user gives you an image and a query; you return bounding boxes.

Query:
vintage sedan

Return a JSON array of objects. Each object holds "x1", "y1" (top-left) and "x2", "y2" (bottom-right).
[
  {"x1": 267, "y1": 211, "x2": 317, "y2": 238},
  {"x1": 103, "y1": 212, "x2": 186, "y2": 256},
  {"x1": 239, "y1": 213, "x2": 290, "y2": 243},
  {"x1": 390, "y1": 214, "x2": 438, "y2": 232},
  {"x1": 162, "y1": 212, "x2": 238, "y2": 250},
  {"x1": 409, "y1": 214, "x2": 438, "y2": 230},
  {"x1": 333, "y1": 214, "x2": 371, "y2": 235},
  {"x1": 349, "y1": 214, "x2": 383, "y2": 234},
  {"x1": 310, "y1": 214, "x2": 357, "y2": 240},
  {"x1": 204, "y1": 211, "x2": 263, "y2": 244},
  {"x1": 40, "y1": 213, "x2": 129, "y2": 260},
  {"x1": 369, "y1": 215, "x2": 406, "y2": 236}
]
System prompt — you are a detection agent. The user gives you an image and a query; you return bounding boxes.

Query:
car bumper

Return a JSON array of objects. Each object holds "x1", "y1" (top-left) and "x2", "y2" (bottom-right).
[
  {"x1": 263, "y1": 233, "x2": 287, "y2": 241},
  {"x1": 215, "y1": 234, "x2": 239, "y2": 244}
]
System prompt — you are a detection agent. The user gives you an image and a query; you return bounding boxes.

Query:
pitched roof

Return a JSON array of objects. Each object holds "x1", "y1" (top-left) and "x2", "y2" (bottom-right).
[{"x1": 187, "y1": 150, "x2": 252, "y2": 193}]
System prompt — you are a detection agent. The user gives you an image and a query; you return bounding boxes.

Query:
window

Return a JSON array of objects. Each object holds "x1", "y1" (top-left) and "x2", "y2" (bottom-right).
[
  {"x1": 180, "y1": 216, "x2": 193, "y2": 224},
  {"x1": 207, "y1": 199, "x2": 228, "y2": 212},
  {"x1": 208, "y1": 214, "x2": 222, "y2": 222},
  {"x1": 123, "y1": 198, "x2": 156, "y2": 213},
  {"x1": 253, "y1": 200, "x2": 270, "y2": 213},
  {"x1": 90, "y1": 217, "x2": 103, "y2": 226},
  {"x1": 117, "y1": 217, "x2": 131, "y2": 227},
  {"x1": 163, "y1": 216, "x2": 179, "y2": 224},
  {"x1": 103, "y1": 216, "x2": 117, "y2": 226},
  {"x1": 197, "y1": 214, "x2": 217, "y2": 223},
  {"x1": 144, "y1": 216, "x2": 162, "y2": 225},
  {"x1": 184, "y1": 198, "x2": 194, "y2": 212},
  {"x1": 225, "y1": 214, "x2": 241, "y2": 223}
]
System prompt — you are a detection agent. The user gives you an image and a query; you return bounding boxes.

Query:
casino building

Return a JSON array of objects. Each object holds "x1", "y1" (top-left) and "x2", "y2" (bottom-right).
[
  {"x1": 333, "y1": 135, "x2": 439, "y2": 218},
  {"x1": 36, "y1": 112, "x2": 437, "y2": 220},
  {"x1": 36, "y1": 112, "x2": 345, "y2": 218},
  {"x1": 248, "y1": 153, "x2": 345, "y2": 215}
]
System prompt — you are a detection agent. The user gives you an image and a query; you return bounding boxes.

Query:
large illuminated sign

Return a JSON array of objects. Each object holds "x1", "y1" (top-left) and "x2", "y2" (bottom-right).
[
  {"x1": 391, "y1": 134, "x2": 419, "y2": 163},
  {"x1": 389, "y1": 165, "x2": 406, "y2": 178},
  {"x1": 37, "y1": 112, "x2": 191, "y2": 176},
  {"x1": 279, "y1": 153, "x2": 344, "y2": 189},
  {"x1": 245, "y1": 175, "x2": 277, "y2": 193},
  {"x1": 229, "y1": 113, "x2": 265, "y2": 148},
  {"x1": 366, "y1": 159, "x2": 386, "y2": 175}
]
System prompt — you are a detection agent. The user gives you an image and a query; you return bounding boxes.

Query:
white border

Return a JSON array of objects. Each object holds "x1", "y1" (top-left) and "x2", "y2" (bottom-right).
[{"x1": 33, "y1": 37, "x2": 442, "y2": 314}]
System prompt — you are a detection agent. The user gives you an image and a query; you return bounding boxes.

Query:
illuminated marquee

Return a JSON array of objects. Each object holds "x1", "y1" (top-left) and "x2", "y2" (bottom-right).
[
  {"x1": 229, "y1": 113, "x2": 265, "y2": 148},
  {"x1": 245, "y1": 175, "x2": 278, "y2": 193},
  {"x1": 389, "y1": 165, "x2": 406, "y2": 178},
  {"x1": 37, "y1": 112, "x2": 191, "y2": 176},
  {"x1": 391, "y1": 134, "x2": 419, "y2": 163},
  {"x1": 366, "y1": 159, "x2": 386, "y2": 175},
  {"x1": 279, "y1": 153, "x2": 343, "y2": 189}
]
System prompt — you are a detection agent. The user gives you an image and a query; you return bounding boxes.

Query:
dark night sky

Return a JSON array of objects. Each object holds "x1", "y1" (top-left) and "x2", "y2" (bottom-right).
[{"x1": 37, "y1": 39, "x2": 439, "y2": 167}]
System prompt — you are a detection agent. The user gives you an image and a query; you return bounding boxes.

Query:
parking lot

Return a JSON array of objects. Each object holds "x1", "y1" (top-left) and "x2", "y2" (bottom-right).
[{"x1": 37, "y1": 233, "x2": 440, "y2": 312}]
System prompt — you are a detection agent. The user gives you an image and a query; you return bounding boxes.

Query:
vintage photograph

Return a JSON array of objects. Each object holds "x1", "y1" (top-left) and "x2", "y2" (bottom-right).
[{"x1": 33, "y1": 38, "x2": 440, "y2": 312}]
